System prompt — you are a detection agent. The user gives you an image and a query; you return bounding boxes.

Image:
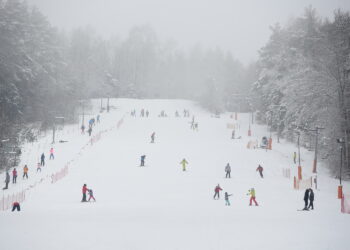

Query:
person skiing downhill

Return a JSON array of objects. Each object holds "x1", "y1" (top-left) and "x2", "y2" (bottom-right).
[
  {"x1": 12, "y1": 202, "x2": 20, "y2": 212},
  {"x1": 40, "y1": 153, "x2": 45, "y2": 166},
  {"x1": 225, "y1": 163, "x2": 231, "y2": 178},
  {"x1": 23, "y1": 165, "x2": 28, "y2": 179},
  {"x1": 88, "y1": 189, "x2": 96, "y2": 202},
  {"x1": 248, "y1": 188, "x2": 259, "y2": 206},
  {"x1": 256, "y1": 165, "x2": 264, "y2": 178},
  {"x1": 225, "y1": 192, "x2": 233, "y2": 206},
  {"x1": 82, "y1": 184, "x2": 88, "y2": 202},
  {"x1": 308, "y1": 188, "x2": 314, "y2": 210},
  {"x1": 151, "y1": 132, "x2": 155, "y2": 143},
  {"x1": 303, "y1": 189, "x2": 310, "y2": 210},
  {"x1": 49, "y1": 147, "x2": 54, "y2": 160},
  {"x1": 3, "y1": 171, "x2": 10, "y2": 190},
  {"x1": 180, "y1": 158, "x2": 188, "y2": 171},
  {"x1": 213, "y1": 184, "x2": 223, "y2": 199},
  {"x1": 12, "y1": 168, "x2": 17, "y2": 184},
  {"x1": 140, "y1": 155, "x2": 146, "y2": 167}
]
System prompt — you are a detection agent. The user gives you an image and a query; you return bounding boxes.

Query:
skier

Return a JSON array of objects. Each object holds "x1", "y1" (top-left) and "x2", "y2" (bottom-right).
[
  {"x1": 141, "y1": 109, "x2": 145, "y2": 117},
  {"x1": 81, "y1": 124, "x2": 85, "y2": 134},
  {"x1": 247, "y1": 188, "x2": 259, "y2": 206},
  {"x1": 82, "y1": 184, "x2": 88, "y2": 202},
  {"x1": 12, "y1": 202, "x2": 20, "y2": 212},
  {"x1": 88, "y1": 127, "x2": 92, "y2": 136},
  {"x1": 89, "y1": 119, "x2": 94, "y2": 128},
  {"x1": 175, "y1": 111, "x2": 179, "y2": 117},
  {"x1": 213, "y1": 184, "x2": 223, "y2": 199},
  {"x1": 231, "y1": 130, "x2": 235, "y2": 139},
  {"x1": 23, "y1": 165, "x2": 28, "y2": 179},
  {"x1": 12, "y1": 168, "x2": 17, "y2": 184},
  {"x1": 293, "y1": 152, "x2": 297, "y2": 164},
  {"x1": 37, "y1": 162, "x2": 41, "y2": 173},
  {"x1": 303, "y1": 189, "x2": 310, "y2": 210},
  {"x1": 97, "y1": 114, "x2": 100, "y2": 123},
  {"x1": 308, "y1": 188, "x2": 314, "y2": 210},
  {"x1": 190, "y1": 116, "x2": 195, "y2": 129},
  {"x1": 194, "y1": 123, "x2": 198, "y2": 131},
  {"x1": 3, "y1": 171, "x2": 10, "y2": 190},
  {"x1": 180, "y1": 158, "x2": 188, "y2": 171},
  {"x1": 146, "y1": 110, "x2": 149, "y2": 117},
  {"x1": 224, "y1": 192, "x2": 233, "y2": 206},
  {"x1": 151, "y1": 132, "x2": 155, "y2": 143},
  {"x1": 256, "y1": 164, "x2": 264, "y2": 178},
  {"x1": 140, "y1": 155, "x2": 146, "y2": 167},
  {"x1": 88, "y1": 189, "x2": 96, "y2": 202},
  {"x1": 40, "y1": 153, "x2": 45, "y2": 166},
  {"x1": 225, "y1": 163, "x2": 231, "y2": 178},
  {"x1": 49, "y1": 147, "x2": 54, "y2": 160}
]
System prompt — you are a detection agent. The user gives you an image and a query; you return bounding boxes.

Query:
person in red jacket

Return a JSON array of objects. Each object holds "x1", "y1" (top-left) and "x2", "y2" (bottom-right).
[
  {"x1": 256, "y1": 165, "x2": 264, "y2": 178},
  {"x1": 213, "y1": 184, "x2": 223, "y2": 199},
  {"x1": 82, "y1": 184, "x2": 88, "y2": 202},
  {"x1": 12, "y1": 202, "x2": 21, "y2": 212},
  {"x1": 12, "y1": 168, "x2": 18, "y2": 184}
]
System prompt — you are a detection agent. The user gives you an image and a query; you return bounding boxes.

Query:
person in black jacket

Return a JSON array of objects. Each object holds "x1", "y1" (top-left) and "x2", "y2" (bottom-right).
[
  {"x1": 303, "y1": 189, "x2": 310, "y2": 210},
  {"x1": 308, "y1": 188, "x2": 314, "y2": 210},
  {"x1": 3, "y1": 171, "x2": 10, "y2": 190}
]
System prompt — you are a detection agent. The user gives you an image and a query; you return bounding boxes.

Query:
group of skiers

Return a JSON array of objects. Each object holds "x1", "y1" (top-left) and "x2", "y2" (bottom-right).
[
  {"x1": 3, "y1": 148, "x2": 55, "y2": 190},
  {"x1": 213, "y1": 184, "x2": 259, "y2": 206},
  {"x1": 81, "y1": 114, "x2": 101, "y2": 136}
]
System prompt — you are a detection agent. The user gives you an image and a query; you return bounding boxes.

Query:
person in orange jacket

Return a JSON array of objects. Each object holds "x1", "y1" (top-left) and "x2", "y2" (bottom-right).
[{"x1": 23, "y1": 165, "x2": 29, "y2": 179}]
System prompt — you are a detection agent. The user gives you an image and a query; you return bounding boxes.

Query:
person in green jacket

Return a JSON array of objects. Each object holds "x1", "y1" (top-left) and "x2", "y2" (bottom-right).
[
  {"x1": 247, "y1": 188, "x2": 259, "y2": 206},
  {"x1": 180, "y1": 159, "x2": 188, "y2": 171}
]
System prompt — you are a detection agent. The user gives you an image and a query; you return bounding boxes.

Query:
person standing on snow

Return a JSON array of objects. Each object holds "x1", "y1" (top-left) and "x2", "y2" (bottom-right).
[
  {"x1": 3, "y1": 171, "x2": 10, "y2": 190},
  {"x1": 81, "y1": 124, "x2": 85, "y2": 134},
  {"x1": 293, "y1": 152, "x2": 297, "y2": 164},
  {"x1": 82, "y1": 184, "x2": 88, "y2": 202},
  {"x1": 12, "y1": 168, "x2": 18, "y2": 184},
  {"x1": 213, "y1": 184, "x2": 223, "y2": 199},
  {"x1": 88, "y1": 127, "x2": 92, "y2": 136},
  {"x1": 140, "y1": 155, "x2": 146, "y2": 167},
  {"x1": 232, "y1": 130, "x2": 235, "y2": 139},
  {"x1": 40, "y1": 153, "x2": 45, "y2": 166},
  {"x1": 146, "y1": 110, "x2": 149, "y2": 117},
  {"x1": 97, "y1": 114, "x2": 100, "y2": 123},
  {"x1": 247, "y1": 188, "x2": 259, "y2": 206},
  {"x1": 49, "y1": 147, "x2": 54, "y2": 160},
  {"x1": 12, "y1": 201, "x2": 21, "y2": 212},
  {"x1": 256, "y1": 165, "x2": 264, "y2": 178},
  {"x1": 180, "y1": 158, "x2": 188, "y2": 171},
  {"x1": 303, "y1": 189, "x2": 310, "y2": 210},
  {"x1": 308, "y1": 188, "x2": 314, "y2": 210},
  {"x1": 225, "y1": 163, "x2": 231, "y2": 178},
  {"x1": 37, "y1": 162, "x2": 41, "y2": 173},
  {"x1": 23, "y1": 165, "x2": 29, "y2": 179},
  {"x1": 88, "y1": 189, "x2": 96, "y2": 202},
  {"x1": 175, "y1": 111, "x2": 179, "y2": 117},
  {"x1": 151, "y1": 132, "x2": 155, "y2": 143},
  {"x1": 225, "y1": 192, "x2": 233, "y2": 206}
]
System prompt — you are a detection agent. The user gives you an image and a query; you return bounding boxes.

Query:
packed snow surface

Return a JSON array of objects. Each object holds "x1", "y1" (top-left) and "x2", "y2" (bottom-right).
[{"x1": 0, "y1": 99, "x2": 349, "y2": 250}]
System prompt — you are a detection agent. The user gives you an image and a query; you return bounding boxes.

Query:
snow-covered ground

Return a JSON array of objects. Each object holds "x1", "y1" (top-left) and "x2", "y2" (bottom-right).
[{"x1": 0, "y1": 99, "x2": 349, "y2": 250}]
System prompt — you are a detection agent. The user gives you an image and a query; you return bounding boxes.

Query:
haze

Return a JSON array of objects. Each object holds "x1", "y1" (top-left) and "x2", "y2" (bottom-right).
[{"x1": 27, "y1": 0, "x2": 350, "y2": 64}]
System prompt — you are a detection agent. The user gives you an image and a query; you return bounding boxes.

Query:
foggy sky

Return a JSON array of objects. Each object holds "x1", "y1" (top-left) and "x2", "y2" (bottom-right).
[{"x1": 28, "y1": 0, "x2": 350, "y2": 64}]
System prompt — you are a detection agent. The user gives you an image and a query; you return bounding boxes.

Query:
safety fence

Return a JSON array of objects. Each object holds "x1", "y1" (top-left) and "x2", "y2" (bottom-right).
[
  {"x1": 293, "y1": 176, "x2": 313, "y2": 190},
  {"x1": 282, "y1": 168, "x2": 291, "y2": 179},
  {"x1": 341, "y1": 194, "x2": 350, "y2": 214},
  {"x1": 0, "y1": 115, "x2": 126, "y2": 211}
]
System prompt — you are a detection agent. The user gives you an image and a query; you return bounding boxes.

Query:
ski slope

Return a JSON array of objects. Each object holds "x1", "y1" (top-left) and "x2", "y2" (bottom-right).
[{"x1": 0, "y1": 99, "x2": 349, "y2": 250}]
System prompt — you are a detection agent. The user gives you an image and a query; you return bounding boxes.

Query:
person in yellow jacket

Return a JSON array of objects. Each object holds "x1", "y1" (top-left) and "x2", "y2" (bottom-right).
[
  {"x1": 180, "y1": 159, "x2": 188, "y2": 171},
  {"x1": 247, "y1": 188, "x2": 258, "y2": 206},
  {"x1": 23, "y1": 165, "x2": 29, "y2": 179}
]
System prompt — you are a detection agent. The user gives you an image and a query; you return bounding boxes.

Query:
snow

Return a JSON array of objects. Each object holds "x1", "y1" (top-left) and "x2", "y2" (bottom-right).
[{"x1": 0, "y1": 98, "x2": 349, "y2": 250}]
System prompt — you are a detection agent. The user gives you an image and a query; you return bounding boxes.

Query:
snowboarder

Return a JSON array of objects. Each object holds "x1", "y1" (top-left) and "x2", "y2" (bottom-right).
[
  {"x1": 180, "y1": 158, "x2": 188, "y2": 171},
  {"x1": 88, "y1": 189, "x2": 96, "y2": 202},
  {"x1": 82, "y1": 184, "x2": 88, "y2": 202},
  {"x1": 308, "y1": 188, "x2": 314, "y2": 210},
  {"x1": 81, "y1": 124, "x2": 85, "y2": 134},
  {"x1": 37, "y1": 163, "x2": 41, "y2": 173},
  {"x1": 225, "y1": 163, "x2": 231, "y2": 178},
  {"x1": 213, "y1": 184, "x2": 223, "y2": 199},
  {"x1": 248, "y1": 188, "x2": 259, "y2": 206},
  {"x1": 256, "y1": 165, "x2": 264, "y2": 178},
  {"x1": 231, "y1": 130, "x2": 235, "y2": 139},
  {"x1": 12, "y1": 202, "x2": 20, "y2": 212},
  {"x1": 23, "y1": 165, "x2": 28, "y2": 179},
  {"x1": 225, "y1": 192, "x2": 232, "y2": 206},
  {"x1": 151, "y1": 132, "x2": 155, "y2": 143},
  {"x1": 140, "y1": 155, "x2": 146, "y2": 167},
  {"x1": 12, "y1": 168, "x2": 17, "y2": 184},
  {"x1": 303, "y1": 189, "x2": 310, "y2": 210},
  {"x1": 40, "y1": 153, "x2": 45, "y2": 166},
  {"x1": 293, "y1": 152, "x2": 297, "y2": 164},
  {"x1": 88, "y1": 127, "x2": 92, "y2": 136},
  {"x1": 3, "y1": 171, "x2": 10, "y2": 190},
  {"x1": 49, "y1": 147, "x2": 54, "y2": 160}
]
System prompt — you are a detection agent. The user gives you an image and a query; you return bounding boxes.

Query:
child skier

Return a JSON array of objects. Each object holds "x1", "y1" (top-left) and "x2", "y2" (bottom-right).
[
  {"x1": 12, "y1": 168, "x2": 17, "y2": 184},
  {"x1": 256, "y1": 165, "x2": 264, "y2": 178},
  {"x1": 225, "y1": 163, "x2": 231, "y2": 178},
  {"x1": 88, "y1": 189, "x2": 96, "y2": 202},
  {"x1": 247, "y1": 188, "x2": 258, "y2": 206},
  {"x1": 180, "y1": 158, "x2": 188, "y2": 171},
  {"x1": 50, "y1": 147, "x2": 54, "y2": 160},
  {"x1": 140, "y1": 155, "x2": 146, "y2": 166},
  {"x1": 23, "y1": 165, "x2": 28, "y2": 179},
  {"x1": 213, "y1": 184, "x2": 223, "y2": 199},
  {"x1": 225, "y1": 192, "x2": 233, "y2": 206}
]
